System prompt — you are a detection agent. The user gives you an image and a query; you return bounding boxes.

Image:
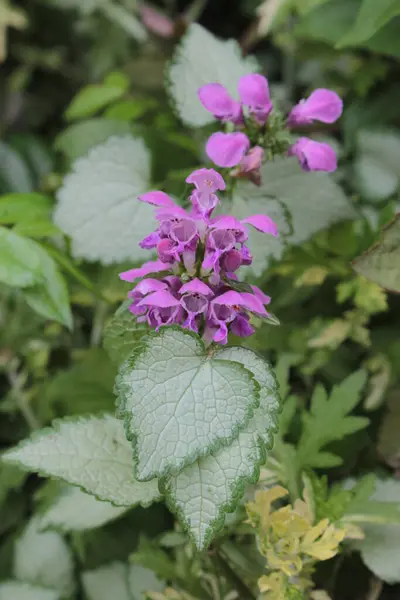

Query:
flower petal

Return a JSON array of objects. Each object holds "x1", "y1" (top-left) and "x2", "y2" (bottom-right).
[
  {"x1": 139, "y1": 3, "x2": 174, "y2": 37},
  {"x1": 238, "y1": 292, "x2": 267, "y2": 315},
  {"x1": 179, "y1": 278, "x2": 214, "y2": 296},
  {"x1": 138, "y1": 191, "x2": 176, "y2": 207},
  {"x1": 206, "y1": 132, "x2": 250, "y2": 168},
  {"x1": 134, "y1": 278, "x2": 168, "y2": 295},
  {"x1": 211, "y1": 215, "x2": 245, "y2": 232},
  {"x1": 198, "y1": 83, "x2": 242, "y2": 123},
  {"x1": 288, "y1": 89, "x2": 343, "y2": 126},
  {"x1": 119, "y1": 259, "x2": 168, "y2": 282},
  {"x1": 288, "y1": 137, "x2": 337, "y2": 172},
  {"x1": 251, "y1": 285, "x2": 271, "y2": 305},
  {"x1": 186, "y1": 168, "x2": 226, "y2": 191},
  {"x1": 241, "y1": 214, "x2": 278, "y2": 236},
  {"x1": 138, "y1": 290, "x2": 181, "y2": 308},
  {"x1": 238, "y1": 74, "x2": 273, "y2": 123},
  {"x1": 213, "y1": 290, "x2": 244, "y2": 307}
]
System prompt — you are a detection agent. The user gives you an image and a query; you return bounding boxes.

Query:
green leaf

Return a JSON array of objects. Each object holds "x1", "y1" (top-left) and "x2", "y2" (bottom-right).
[
  {"x1": 0, "y1": 193, "x2": 52, "y2": 225},
  {"x1": 0, "y1": 462, "x2": 26, "y2": 508},
  {"x1": 103, "y1": 301, "x2": 149, "y2": 365},
  {"x1": 3, "y1": 415, "x2": 161, "y2": 507},
  {"x1": 0, "y1": 141, "x2": 33, "y2": 193},
  {"x1": 82, "y1": 562, "x2": 164, "y2": 600},
  {"x1": 0, "y1": 227, "x2": 42, "y2": 287},
  {"x1": 104, "y1": 98, "x2": 158, "y2": 122},
  {"x1": 166, "y1": 23, "x2": 258, "y2": 127},
  {"x1": 13, "y1": 221, "x2": 61, "y2": 239},
  {"x1": 351, "y1": 479, "x2": 400, "y2": 583},
  {"x1": 65, "y1": 84, "x2": 127, "y2": 121},
  {"x1": 41, "y1": 348, "x2": 116, "y2": 418},
  {"x1": 14, "y1": 518, "x2": 74, "y2": 598},
  {"x1": 230, "y1": 157, "x2": 356, "y2": 276},
  {"x1": 22, "y1": 245, "x2": 72, "y2": 329},
  {"x1": 161, "y1": 346, "x2": 279, "y2": 550},
  {"x1": 296, "y1": 371, "x2": 368, "y2": 470},
  {"x1": 353, "y1": 215, "x2": 400, "y2": 293},
  {"x1": 116, "y1": 328, "x2": 261, "y2": 481},
  {"x1": 54, "y1": 135, "x2": 155, "y2": 264},
  {"x1": 0, "y1": 582, "x2": 60, "y2": 600},
  {"x1": 55, "y1": 118, "x2": 132, "y2": 162},
  {"x1": 337, "y1": 0, "x2": 400, "y2": 47},
  {"x1": 39, "y1": 486, "x2": 129, "y2": 532},
  {"x1": 354, "y1": 130, "x2": 400, "y2": 201}
]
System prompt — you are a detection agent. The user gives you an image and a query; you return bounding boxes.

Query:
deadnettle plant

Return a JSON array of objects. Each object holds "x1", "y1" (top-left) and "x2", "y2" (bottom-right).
[
  {"x1": 120, "y1": 167, "x2": 277, "y2": 345},
  {"x1": 199, "y1": 74, "x2": 343, "y2": 183}
]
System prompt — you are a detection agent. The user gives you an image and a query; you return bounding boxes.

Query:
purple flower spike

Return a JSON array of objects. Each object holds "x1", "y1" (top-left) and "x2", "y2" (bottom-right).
[
  {"x1": 198, "y1": 83, "x2": 242, "y2": 124},
  {"x1": 157, "y1": 238, "x2": 177, "y2": 263},
  {"x1": 231, "y1": 313, "x2": 255, "y2": 338},
  {"x1": 220, "y1": 249, "x2": 242, "y2": 273},
  {"x1": 288, "y1": 137, "x2": 337, "y2": 172},
  {"x1": 288, "y1": 89, "x2": 343, "y2": 127},
  {"x1": 238, "y1": 74, "x2": 273, "y2": 124},
  {"x1": 119, "y1": 259, "x2": 168, "y2": 282},
  {"x1": 134, "y1": 278, "x2": 168, "y2": 295},
  {"x1": 203, "y1": 229, "x2": 236, "y2": 273},
  {"x1": 206, "y1": 132, "x2": 250, "y2": 168}
]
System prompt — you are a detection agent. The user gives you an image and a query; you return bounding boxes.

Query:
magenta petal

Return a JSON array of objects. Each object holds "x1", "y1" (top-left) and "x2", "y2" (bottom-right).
[
  {"x1": 240, "y1": 146, "x2": 264, "y2": 173},
  {"x1": 198, "y1": 83, "x2": 242, "y2": 123},
  {"x1": 206, "y1": 132, "x2": 250, "y2": 168},
  {"x1": 238, "y1": 74, "x2": 270, "y2": 107},
  {"x1": 138, "y1": 290, "x2": 181, "y2": 308},
  {"x1": 288, "y1": 137, "x2": 337, "y2": 172},
  {"x1": 288, "y1": 89, "x2": 343, "y2": 126},
  {"x1": 241, "y1": 214, "x2": 278, "y2": 237},
  {"x1": 186, "y1": 168, "x2": 226, "y2": 192},
  {"x1": 139, "y1": 231, "x2": 160, "y2": 249},
  {"x1": 251, "y1": 285, "x2": 271, "y2": 305},
  {"x1": 213, "y1": 290, "x2": 243, "y2": 307},
  {"x1": 138, "y1": 191, "x2": 176, "y2": 207},
  {"x1": 238, "y1": 292, "x2": 267, "y2": 315},
  {"x1": 134, "y1": 278, "x2": 168, "y2": 295},
  {"x1": 119, "y1": 260, "x2": 168, "y2": 282},
  {"x1": 211, "y1": 215, "x2": 245, "y2": 232},
  {"x1": 139, "y1": 3, "x2": 174, "y2": 38},
  {"x1": 179, "y1": 278, "x2": 214, "y2": 296}
]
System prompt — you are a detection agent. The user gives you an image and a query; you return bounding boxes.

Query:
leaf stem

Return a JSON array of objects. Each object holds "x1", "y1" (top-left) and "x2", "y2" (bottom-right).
[{"x1": 6, "y1": 358, "x2": 41, "y2": 430}]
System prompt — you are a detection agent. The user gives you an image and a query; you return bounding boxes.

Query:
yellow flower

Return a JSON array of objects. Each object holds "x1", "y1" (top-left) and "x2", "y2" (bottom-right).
[{"x1": 301, "y1": 521, "x2": 345, "y2": 561}]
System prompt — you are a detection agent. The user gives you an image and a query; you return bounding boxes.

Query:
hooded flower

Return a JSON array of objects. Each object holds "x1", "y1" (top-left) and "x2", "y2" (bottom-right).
[
  {"x1": 287, "y1": 89, "x2": 343, "y2": 127},
  {"x1": 120, "y1": 168, "x2": 277, "y2": 345},
  {"x1": 288, "y1": 137, "x2": 337, "y2": 173}
]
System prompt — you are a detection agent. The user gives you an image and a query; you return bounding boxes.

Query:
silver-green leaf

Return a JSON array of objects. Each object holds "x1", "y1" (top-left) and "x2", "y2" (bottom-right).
[
  {"x1": 2, "y1": 415, "x2": 160, "y2": 507},
  {"x1": 116, "y1": 328, "x2": 261, "y2": 481},
  {"x1": 162, "y1": 347, "x2": 279, "y2": 549}
]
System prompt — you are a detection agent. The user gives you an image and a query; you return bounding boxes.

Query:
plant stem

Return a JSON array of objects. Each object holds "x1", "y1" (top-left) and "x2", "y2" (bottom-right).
[
  {"x1": 214, "y1": 549, "x2": 256, "y2": 600},
  {"x1": 90, "y1": 300, "x2": 108, "y2": 347},
  {"x1": 7, "y1": 359, "x2": 41, "y2": 430}
]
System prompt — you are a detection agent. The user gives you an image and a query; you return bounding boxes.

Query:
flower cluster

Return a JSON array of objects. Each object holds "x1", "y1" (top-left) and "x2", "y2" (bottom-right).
[
  {"x1": 120, "y1": 168, "x2": 277, "y2": 344},
  {"x1": 198, "y1": 74, "x2": 343, "y2": 181}
]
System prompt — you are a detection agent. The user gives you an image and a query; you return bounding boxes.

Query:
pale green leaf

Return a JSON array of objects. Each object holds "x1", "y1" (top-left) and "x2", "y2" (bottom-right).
[
  {"x1": 296, "y1": 371, "x2": 368, "y2": 469},
  {"x1": 55, "y1": 118, "x2": 132, "y2": 162},
  {"x1": 103, "y1": 301, "x2": 149, "y2": 365},
  {"x1": 162, "y1": 346, "x2": 279, "y2": 549},
  {"x1": 354, "y1": 130, "x2": 400, "y2": 201},
  {"x1": 39, "y1": 486, "x2": 129, "y2": 532},
  {"x1": 65, "y1": 84, "x2": 127, "y2": 121},
  {"x1": 0, "y1": 226, "x2": 42, "y2": 288},
  {"x1": 22, "y1": 242, "x2": 73, "y2": 329},
  {"x1": 353, "y1": 479, "x2": 400, "y2": 583},
  {"x1": 230, "y1": 158, "x2": 356, "y2": 276},
  {"x1": 13, "y1": 221, "x2": 61, "y2": 239},
  {"x1": 54, "y1": 135, "x2": 155, "y2": 264},
  {"x1": 338, "y1": 0, "x2": 400, "y2": 47},
  {"x1": 166, "y1": 23, "x2": 258, "y2": 127},
  {"x1": 353, "y1": 215, "x2": 400, "y2": 293},
  {"x1": 0, "y1": 193, "x2": 52, "y2": 225},
  {"x1": 0, "y1": 142, "x2": 33, "y2": 193},
  {"x1": 0, "y1": 582, "x2": 60, "y2": 600},
  {"x1": 116, "y1": 328, "x2": 261, "y2": 481},
  {"x1": 14, "y1": 518, "x2": 74, "y2": 598},
  {"x1": 82, "y1": 562, "x2": 164, "y2": 600},
  {"x1": 3, "y1": 415, "x2": 161, "y2": 507}
]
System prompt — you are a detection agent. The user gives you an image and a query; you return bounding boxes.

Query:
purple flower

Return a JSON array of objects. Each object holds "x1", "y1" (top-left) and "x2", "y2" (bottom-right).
[
  {"x1": 137, "y1": 289, "x2": 183, "y2": 331},
  {"x1": 212, "y1": 213, "x2": 278, "y2": 238},
  {"x1": 120, "y1": 259, "x2": 169, "y2": 282},
  {"x1": 198, "y1": 84, "x2": 242, "y2": 124},
  {"x1": 198, "y1": 74, "x2": 273, "y2": 126},
  {"x1": 288, "y1": 89, "x2": 343, "y2": 127},
  {"x1": 288, "y1": 137, "x2": 337, "y2": 172},
  {"x1": 231, "y1": 146, "x2": 264, "y2": 185},
  {"x1": 186, "y1": 168, "x2": 225, "y2": 221},
  {"x1": 178, "y1": 278, "x2": 214, "y2": 333},
  {"x1": 206, "y1": 132, "x2": 250, "y2": 168},
  {"x1": 238, "y1": 74, "x2": 273, "y2": 124}
]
